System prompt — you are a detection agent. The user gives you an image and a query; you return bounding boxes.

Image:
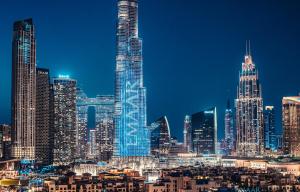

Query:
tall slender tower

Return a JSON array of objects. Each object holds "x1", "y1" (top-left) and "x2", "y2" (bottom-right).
[
  {"x1": 183, "y1": 115, "x2": 192, "y2": 152},
  {"x1": 236, "y1": 42, "x2": 264, "y2": 157},
  {"x1": 224, "y1": 99, "x2": 235, "y2": 154},
  {"x1": 11, "y1": 19, "x2": 36, "y2": 160},
  {"x1": 114, "y1": 0, "x2": 149, "y2": 157}
]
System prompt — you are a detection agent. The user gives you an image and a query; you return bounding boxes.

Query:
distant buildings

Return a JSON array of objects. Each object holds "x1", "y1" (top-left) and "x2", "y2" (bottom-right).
[
  {"x1": 264, "y1": 106, "x2": 276, "y2": 150},
  {"x1": 114, "y1": 0, "x2": 149, "y2": 157},
  {"x1": 183, "y1": 115, "x2": 192, "y2": 152},
  {"x1": 76, "y1": 88, "x2": 115, "y2": 161},
  {"x1": 150, "y1": 116, "x2": 171, "y2": 158},
  {"x1": 224, "y1": 99, "x2": 235, "y2": 155},
  {"x1": 53, "y1": 76, "x2": 77, "y2": 165},
  {"x1": 191, "y1": 107, "x2": 217, "y2": 155},
  {"x1": 236, "y1": 44, "x2": 264, "y2": 157},
  {"x1": 11, "y1": 19, "x2": 37, "y2": 160},
  {"x1": 282, "y1": 96, "x2": 300, "y2": 157}
]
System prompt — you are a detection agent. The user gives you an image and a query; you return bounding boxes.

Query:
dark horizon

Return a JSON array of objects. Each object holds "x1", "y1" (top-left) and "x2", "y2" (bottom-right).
[{"x1": 1, "y1": 0, "x2": 300, "y2": 141}]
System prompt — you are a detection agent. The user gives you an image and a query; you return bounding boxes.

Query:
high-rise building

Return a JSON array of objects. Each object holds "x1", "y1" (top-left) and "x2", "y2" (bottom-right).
[
  {"x1": 191, "y1": 107, "x2": 217, "y2": 155},
  {"x1": 183, "y1": 115, "x2": 192, "y2": 152},
  {"x1": 236, "y1": 43, "x2": 264, "y2": 157},
  {"x1": 36, "y1": 68, "x2": 54, "y2": 165},
  {"x1": 53, "y1": 76, "x2": 77, "y2": 165},
  {"x1": 76, "y1": 88, "x2": 115, "y2": 161},
  {"x1": 88, "y1": 129, "x2": 97, "y2": 158},
  {"x1": 11, "y1": 19, "x2": 36, "y2": 160},
  {"x1": 0, "y1": 124, "x2": 12, "y2": 160},
  {"x1": 114, "y1": 0, "x2": 149, "y2": 157},
  {"x1": 150, "y1": 116, "x2": 171, "y2": 158},
  {"x1": 264, "y1": 106, "x2": 276, "y2": 150},
  {"x1": 282, "y1": 96, "x2": 300, "y2": 157},
  {"x1": 224, "y1": 99, "x2": 235, "y2": 154}
]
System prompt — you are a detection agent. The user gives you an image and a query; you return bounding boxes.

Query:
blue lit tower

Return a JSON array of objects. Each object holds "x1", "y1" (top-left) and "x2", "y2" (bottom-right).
[
  {"x1": 114, "y1": 0, "x2": 149, "y2": 157},
  {"x1": 236, "y1": 42, "x2": 264, "y2": 157},
  {"x1": 224, "y1": 99, "x2": 235, "y2": 154}
]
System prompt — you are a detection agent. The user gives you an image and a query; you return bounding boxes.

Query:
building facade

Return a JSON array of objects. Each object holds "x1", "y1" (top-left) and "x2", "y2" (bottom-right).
[
  {"x1": 264, "y1": 106, "x2": 276, "y2": 150},
  {"x1": 282, "y1": 96, "x2": 300, "y2": 157},
  {"x1": 150, "y1": 116, "x2": 171, "y2": 158},
  {"x1": 76, "y1": 89, "x2": 115, "y2": 161},
  {"x1": 114, "y1": 0, "x2": 149, "y2": 157},
  {"x1": 36, "y1": 68, "x2": 54, "y2": 165},
  {"x1": 53, "y1": 76, "x2": 77, "y2": 165},
  {"x1": 224, "y1": 99, "x2": 235, "y2": 155},
  {"x1": 0, "y1": 124, "x2": 12, "y2": 160},
  {"x1": 183, "y1": 115, "x2": 192, "y2": 152},
  {"x1": 191, "y1": 107, "x2": 217, "y2": 155},
  {"x1": 236, "y1": 44, "x2": 264, "y2": 157},
  {"x1": 11, "y1": 19, "x2": 36, "y2": 160}
]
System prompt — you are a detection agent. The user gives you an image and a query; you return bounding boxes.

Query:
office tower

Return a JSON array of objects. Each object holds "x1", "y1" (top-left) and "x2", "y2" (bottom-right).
[
  {"x1": 53, "y1": 76, "x2": 77, "y2": 165},
  {"x1": 76, "y1": 88, "x2": 115, "y2": 161},
  {"x1": 183, "y1": 115, "x2": 192, "y2": 152},
  {"x1": 191, "y1": 107, "x2": 217, "y2": 155},
  {"x1": 150, "y1": 116, "x2": 171, "y2": 158},
  {"x1": 11, "y1": 19, "x2": 36, "y2": 160},
  {"x1": 264, "y1": 106, "x2": 276, "y2": 150},
  {"x1": 114, "y1": 0, "x2": 149, "y2": 157},
  {"x1": 36, "y1": 68, "x2": 54, "y2": 165},
  {"x1": 282, "y1": 96, "x2": 300, "y2": 157},
  {"x1": 0, "y1": 124, "x2": 12, "y2": 160},
  {"x1": 270, "y1": 134, "x2": 283, "y2": 151},
  {"x1": 224, "y1": 99, "x2": 235, "y2": 154},
  {"x1": 236, "y1": 43, "x2": 264, "y2": 157}
]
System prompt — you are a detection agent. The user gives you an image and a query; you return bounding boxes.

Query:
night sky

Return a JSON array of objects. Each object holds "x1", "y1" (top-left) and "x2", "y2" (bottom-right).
[{"x1": 1, "y1": 0, "x2": 300, "y2": 141}]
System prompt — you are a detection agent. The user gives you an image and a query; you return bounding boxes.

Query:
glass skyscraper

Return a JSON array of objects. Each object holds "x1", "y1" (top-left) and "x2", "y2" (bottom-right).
[
  {"x1": 114, "y1": 0, "x2": 149, "y2": 157},
  {"x1": 191, "y1": 107, "x2": 217, "y2": 155},
  {"x1": 224, "y1": 99, "x2": 235, "y2": 154},
  {"x1": 11, "y1": 19, "x2": 36, "y2": 160},
  {"x1": 264, "y1": 106, "x2": 276, "y2": 150},
  {"x1": 236, "y1": 43, "x2": 264, "y2": 157},
  {"x1": 150, "y1": 116, "x2": 171, "y2": 158}
]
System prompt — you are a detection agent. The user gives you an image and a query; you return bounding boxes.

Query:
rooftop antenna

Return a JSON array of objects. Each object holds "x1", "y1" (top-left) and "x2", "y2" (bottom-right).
[
  {"x1": 245, "y1": 40, "x2": 248, "y2": 55},
  {"x1": 248, "y1": 40, "x2": 251, "y2": 56}
]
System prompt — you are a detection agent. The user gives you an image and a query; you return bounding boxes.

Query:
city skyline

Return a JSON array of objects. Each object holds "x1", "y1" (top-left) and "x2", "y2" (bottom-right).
[{"x1": 1, "y1": 1, "x2": 300, "y2": 141}]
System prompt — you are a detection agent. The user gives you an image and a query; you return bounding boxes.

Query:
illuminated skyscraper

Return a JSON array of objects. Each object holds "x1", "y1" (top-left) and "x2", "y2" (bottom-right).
[
  {"x1": 282, "y1": 96, "x2": 300, "y2": 157},
  {"x1": 150, "y1": 116, "x2": 171, "y2": 158},
  {"x1": 53, "y1": 76, "x2": 77, "y2": 165},
  {"x1": 183, "y1": 115, "x2": 192, "y2": 152},
  {"x1": 236, "y1": 42, "x2": 264, "y2": 157},
  {"x1": 264, "y1": 106, "x2": 275, "y2": 150},
  {"x1": 224, "y1": 99, "x2": 235, "y2": 154},
  {"x1": 114, "y1": 0, "x2": 149, "y2": 157},
  {"x1": 191, "y1": 107, "x2": 217, "y2": 155},
  {"x1": 11, "y1": 19, "x2": 36, "y2": 160},
  {"x1": 36, "y1": 68, "x2": 54, "y2": 165}
]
